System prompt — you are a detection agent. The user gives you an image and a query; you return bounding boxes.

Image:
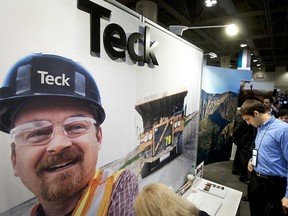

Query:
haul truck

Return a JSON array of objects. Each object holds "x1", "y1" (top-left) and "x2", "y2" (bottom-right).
[{"x1": 135, "y1": 90, "x2": 188, "y2": 178}]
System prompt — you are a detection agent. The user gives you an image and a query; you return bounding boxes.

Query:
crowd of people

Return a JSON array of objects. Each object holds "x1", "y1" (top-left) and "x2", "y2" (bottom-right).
[
  {"x1": 264, "y1": 95, "x2": 288, "y2": 122},
  {"x1": 274, "y1": 93, "x2": 288, "y2": 113},
  {"x1": 273, "y1": 95, "x2": 288, "y2": 123}
]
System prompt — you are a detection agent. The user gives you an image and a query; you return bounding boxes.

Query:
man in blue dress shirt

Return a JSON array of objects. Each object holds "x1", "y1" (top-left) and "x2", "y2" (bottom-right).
[{"x1": 240, "y1": 99, "x2": 288, "y2": 216}]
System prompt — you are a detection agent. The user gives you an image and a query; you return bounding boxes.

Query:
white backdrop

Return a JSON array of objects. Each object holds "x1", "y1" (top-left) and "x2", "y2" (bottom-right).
[{"x1": 0, "y1": 0, "x2": 203, "y2": 212}]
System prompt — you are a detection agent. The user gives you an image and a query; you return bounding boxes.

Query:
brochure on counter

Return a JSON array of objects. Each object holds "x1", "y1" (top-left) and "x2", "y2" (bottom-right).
[{"x1": 198, "y1": 180, "x2": 228, "y2": 198}]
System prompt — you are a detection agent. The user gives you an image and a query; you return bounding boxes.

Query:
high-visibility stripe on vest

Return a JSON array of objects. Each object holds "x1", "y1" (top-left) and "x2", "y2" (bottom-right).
[
  {"x1": 25, "y1": 169, "x2": 124, "y2": 216},
  {"x1": 73, "y1": 169, "x2": 124, "y2": 216}
]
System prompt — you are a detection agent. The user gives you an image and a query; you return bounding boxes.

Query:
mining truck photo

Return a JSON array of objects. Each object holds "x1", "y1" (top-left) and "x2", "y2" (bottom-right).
[{"x1": 135, "y1": 90, "x2": 188, "y2": 178}]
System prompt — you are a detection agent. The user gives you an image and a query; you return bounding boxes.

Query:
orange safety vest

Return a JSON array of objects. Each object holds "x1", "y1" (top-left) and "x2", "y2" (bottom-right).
[{"x1": 26, "y1": 169, "x2": 124, "y2": 216}]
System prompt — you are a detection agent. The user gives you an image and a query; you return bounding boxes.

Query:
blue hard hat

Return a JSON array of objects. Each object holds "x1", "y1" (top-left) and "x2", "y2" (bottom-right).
[{"x1": 0, "y1": 53, "x2": 106, "y2": 133}]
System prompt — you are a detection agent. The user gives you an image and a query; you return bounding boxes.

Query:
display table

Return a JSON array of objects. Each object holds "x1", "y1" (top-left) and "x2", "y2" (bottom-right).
[{"x1": 182, "y1": 178, "x2": 242, "y2": 216}]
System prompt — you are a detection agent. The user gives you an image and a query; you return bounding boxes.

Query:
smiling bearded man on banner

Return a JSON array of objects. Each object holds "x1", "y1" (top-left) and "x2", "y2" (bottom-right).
[{"x1": 0, "y1": 53, "x2": 139, "y2": 216}]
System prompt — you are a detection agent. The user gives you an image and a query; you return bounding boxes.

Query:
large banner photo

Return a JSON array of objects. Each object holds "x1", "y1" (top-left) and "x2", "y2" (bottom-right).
[
  {"x1": 197, "y1": 66, "x2": 252, "y2": 165},
  {"x1": 0, "y1": 0, "x2": 203, "y2": 213}
]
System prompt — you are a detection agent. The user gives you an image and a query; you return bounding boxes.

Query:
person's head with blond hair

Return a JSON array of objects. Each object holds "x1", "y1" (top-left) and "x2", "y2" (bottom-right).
[{"x1": 134, "y1": 183, "x2": 199, "y2": 216}]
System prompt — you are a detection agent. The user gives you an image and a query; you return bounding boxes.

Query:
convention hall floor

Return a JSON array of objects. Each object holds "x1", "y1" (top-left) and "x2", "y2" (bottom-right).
[{"x1": 0, "y1": 160, "x2": 249, "y2": 216}]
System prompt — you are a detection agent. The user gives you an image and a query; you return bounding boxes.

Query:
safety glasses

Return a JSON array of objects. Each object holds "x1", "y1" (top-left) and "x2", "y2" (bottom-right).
[{"x1": 10, "y1": 116, "x2": 97, "y2": 146}]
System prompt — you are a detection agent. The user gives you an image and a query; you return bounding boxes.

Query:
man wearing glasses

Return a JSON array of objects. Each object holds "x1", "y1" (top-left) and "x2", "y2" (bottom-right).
[{"x1": 0, "y1": 54, "x2": 138, "y2": 216}]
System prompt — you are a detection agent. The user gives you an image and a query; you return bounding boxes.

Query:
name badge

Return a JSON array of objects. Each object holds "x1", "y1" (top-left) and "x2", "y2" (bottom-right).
[{"x1": 252, "y1": 148, "x2": 258, "y2": 166}]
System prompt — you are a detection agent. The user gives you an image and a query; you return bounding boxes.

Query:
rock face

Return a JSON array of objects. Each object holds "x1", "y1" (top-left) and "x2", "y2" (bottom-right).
[{"x1": 197, "y1": 90, "x2": 239, "y2": 164}]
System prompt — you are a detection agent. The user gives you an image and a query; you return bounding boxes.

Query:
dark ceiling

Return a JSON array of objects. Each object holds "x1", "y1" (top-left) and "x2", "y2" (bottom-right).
[{"x1": 115, "y1": 0, "x2": 288, "y2": 71}]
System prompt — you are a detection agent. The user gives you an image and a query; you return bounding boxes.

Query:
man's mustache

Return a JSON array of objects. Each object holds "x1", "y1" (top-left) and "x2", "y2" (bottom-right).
[{"x1": 36, "y1": 148, "x2": 84, "y2": 176}]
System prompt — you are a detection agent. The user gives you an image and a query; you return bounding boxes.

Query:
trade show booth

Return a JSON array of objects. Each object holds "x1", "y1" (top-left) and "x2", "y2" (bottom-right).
[
  {"x1": 2, "y1": 1, "x2": 274, "y2": 215},
  {"x1": 0, "y1": 0, "x2": 203, "y2": 212}
]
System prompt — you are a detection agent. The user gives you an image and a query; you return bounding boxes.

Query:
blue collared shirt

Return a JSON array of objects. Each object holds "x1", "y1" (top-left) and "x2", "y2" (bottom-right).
[{"x1": 254, "y1": 116, "x2": 288, "y2": 197}]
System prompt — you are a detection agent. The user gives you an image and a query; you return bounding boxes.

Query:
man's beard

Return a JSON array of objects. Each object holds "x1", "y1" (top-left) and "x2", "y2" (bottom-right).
[{"x1": 35, "y1": 148, "x2": 85, "y2": 202}]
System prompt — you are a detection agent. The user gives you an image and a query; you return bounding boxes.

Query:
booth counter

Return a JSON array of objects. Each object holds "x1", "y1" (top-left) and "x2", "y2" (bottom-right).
[{"x1": 182, "y1": 178, "x2": 242, "y2": 216}]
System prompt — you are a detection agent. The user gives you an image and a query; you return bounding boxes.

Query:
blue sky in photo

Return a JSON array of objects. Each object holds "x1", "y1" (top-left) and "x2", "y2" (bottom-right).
[{"x1": 202, "y1": 66, "x2": 252, "y2": 94}]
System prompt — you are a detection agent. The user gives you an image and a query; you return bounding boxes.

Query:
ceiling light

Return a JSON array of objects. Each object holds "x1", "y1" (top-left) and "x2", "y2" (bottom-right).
[
  {"x1": 240, "y1": 43, "x2": 247, "y2": 48},
  {"x1": 204, "y1": 52, "x2": 217, "y2": 58},
  {"x1": 253, "y1": 59, "x2": 257, "y2": 62},
  {"x1": 225, "y1": 24, "x2": 238, "y2": 36},
  {"x1": 257, "y1": 64, "x2": 261, "y2": 66},
  {"x1": 208, "y1": 52, "x2": 217, "y2": 58},
  {"x1": 205, "y1": 0, "x2": 217, "y2": 7},
  {"x1": 169, "y1": 24, "x2": 239, "y2": 36}
]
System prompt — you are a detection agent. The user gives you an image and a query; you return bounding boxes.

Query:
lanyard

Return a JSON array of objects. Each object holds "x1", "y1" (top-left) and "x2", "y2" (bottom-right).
[{"x1": 257, "y1": 118, "x2": 275, "y2": 150}]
